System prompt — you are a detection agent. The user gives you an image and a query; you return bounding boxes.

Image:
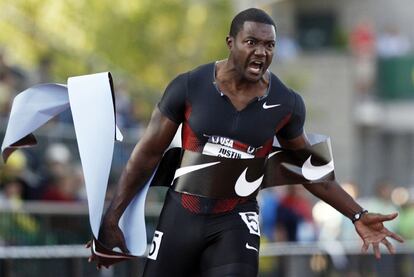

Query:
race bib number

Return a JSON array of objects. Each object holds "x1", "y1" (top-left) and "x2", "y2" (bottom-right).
[
  {"x1": 148, "y1": 230, "x2": 163, "y2": 260},
  {"x1": 239, "y1": 212, "x2": 260, "y2": 236}
]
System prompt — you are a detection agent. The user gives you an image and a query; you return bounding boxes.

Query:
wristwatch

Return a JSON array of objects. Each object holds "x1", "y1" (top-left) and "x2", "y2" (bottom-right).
[{"x1": 352, "y1": 210, "x2": 368, "y2": 223}]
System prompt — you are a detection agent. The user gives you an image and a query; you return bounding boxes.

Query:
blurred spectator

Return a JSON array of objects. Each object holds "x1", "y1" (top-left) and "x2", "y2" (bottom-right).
[
  {"x1": 0, "y1": 150, "x2": 27, "y2": 181},
  {"x1": 350, "y1": 20, "x2": 376, "y2": 57},
  {"x1": 314, "y1": 182, "x2": 358, "y2": 241},
  {"x1": 376, "y1": 25, "x2": 411, "y2": 58},
  {"x1": 18, "y1": 143, "x2": 71, "y2": 200},
  {"x1": 275, "y1": 185, "x2": 316, "y2": 242},
  {"x1": 39, "y1": 143, "x2": 81, "y2": 202},
  {"x1": 44, "y1": 143, "x2": 72, "y2": 175},
  {"x1": 115, "y1": 81, "x2": 142, "y2": 131},
  {"x1": 349, "y1": 20, "x2": 376, "y2": 98},
  {"x1": 0, "y1": 178, "x2": 41, "y2": 245},
  {"x1": 0, "y1": 178, "x2": 26, "y2": 204},
  {"x1": 0, "y1": 149, "x2": 40, "y2": 200},
  {"x1": 41, "y1": 170, "x2": 79, "y2": 202},
  {"x1": 258, "y1": 188, "x2": 280, "y2": 242}
]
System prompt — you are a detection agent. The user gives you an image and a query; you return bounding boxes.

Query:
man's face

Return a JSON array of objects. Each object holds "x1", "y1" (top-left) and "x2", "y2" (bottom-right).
[{"x1": 227, "y1": 21, "x2": 276, "y2": 82}]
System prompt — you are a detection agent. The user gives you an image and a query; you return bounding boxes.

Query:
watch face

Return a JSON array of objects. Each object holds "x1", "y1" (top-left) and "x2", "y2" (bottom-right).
[{"x1": 353, "y1": 210, "x2": 367, "y2": 223}]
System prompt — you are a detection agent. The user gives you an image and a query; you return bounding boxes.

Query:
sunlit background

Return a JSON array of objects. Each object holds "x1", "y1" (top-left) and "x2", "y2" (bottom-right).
[{"x1": 1, "y1": 0, "x2": 414, "y2": 276}]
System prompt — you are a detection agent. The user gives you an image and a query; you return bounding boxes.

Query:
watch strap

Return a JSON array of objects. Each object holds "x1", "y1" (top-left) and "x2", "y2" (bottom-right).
[{"x1": 352, "y1": 209, "x2": 368, "y2": 223}]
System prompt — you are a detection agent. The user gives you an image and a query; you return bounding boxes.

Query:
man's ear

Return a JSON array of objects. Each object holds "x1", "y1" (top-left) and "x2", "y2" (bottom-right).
[{"x1": 226, "y1": 36, "x2": 233, "y2": 49}]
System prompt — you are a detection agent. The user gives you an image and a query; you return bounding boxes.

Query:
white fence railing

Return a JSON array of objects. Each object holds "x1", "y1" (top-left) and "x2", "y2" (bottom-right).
[{"x1": 1, "y1": 241, "x2": 413, "y2": 259}]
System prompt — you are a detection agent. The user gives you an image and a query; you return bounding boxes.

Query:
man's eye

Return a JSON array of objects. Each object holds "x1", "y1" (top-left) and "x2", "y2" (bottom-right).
[
  {"x1": 246, "y1": 40, "x2": 255, "y2": 46},
  {"x1": 267, "y1": 42, "x2": 275, "y2": 49}
]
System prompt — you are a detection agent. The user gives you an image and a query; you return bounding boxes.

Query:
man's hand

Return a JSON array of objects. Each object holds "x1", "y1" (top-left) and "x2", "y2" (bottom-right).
[
  {"x1": 85, "y1": 219, "x2": 131, "y2": 269},
  {"x1": 354, "y1": 212, "x2": 404, "y2": 259},
  {"x1": 98, "y1": 219, "x2": 130, "y2": 254}
]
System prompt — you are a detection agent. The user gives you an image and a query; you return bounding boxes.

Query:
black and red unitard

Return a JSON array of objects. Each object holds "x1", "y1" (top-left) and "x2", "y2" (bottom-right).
[{"x1": 142, "y1": 62, "x2": 306, "y2": 277}]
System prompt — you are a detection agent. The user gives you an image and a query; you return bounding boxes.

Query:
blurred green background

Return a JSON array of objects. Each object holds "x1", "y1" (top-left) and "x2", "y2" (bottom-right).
[{"x1": 0, "y1": 0, "x2": 232, "y2": 119}]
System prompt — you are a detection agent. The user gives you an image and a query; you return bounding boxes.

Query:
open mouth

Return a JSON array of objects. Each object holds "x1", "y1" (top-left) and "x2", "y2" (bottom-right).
[{"x1": 247, "y1": 61, "x2": 264, "y2": 75}]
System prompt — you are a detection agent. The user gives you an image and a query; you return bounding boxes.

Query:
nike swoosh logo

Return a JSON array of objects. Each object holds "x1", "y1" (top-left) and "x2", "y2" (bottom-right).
[
  {"x1": 234, "y1": 168, "x2": 263, "y2": 197},
  {"x1": 245, "y1": 243, "x2": 258, "y2": 252},
  {"x1": 263, "y1": 102, "x2": 281, "y2": 109},
  {"x1": 173, "y1": 161, "x2": 221, "y2": 180},
  {"x1": 301, "y1": 156, "x2": 334, "y2": 181}
]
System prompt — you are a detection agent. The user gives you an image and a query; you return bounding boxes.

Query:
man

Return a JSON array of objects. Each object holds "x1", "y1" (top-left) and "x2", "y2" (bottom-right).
[{"x1": 89, "y1": 8, "x2": 403, "y2": 276}]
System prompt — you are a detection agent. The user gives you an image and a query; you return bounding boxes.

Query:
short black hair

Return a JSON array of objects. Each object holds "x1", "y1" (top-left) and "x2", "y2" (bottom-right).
[{"x1": 229, "y1": 8, "x2": 276, "y2": 37}]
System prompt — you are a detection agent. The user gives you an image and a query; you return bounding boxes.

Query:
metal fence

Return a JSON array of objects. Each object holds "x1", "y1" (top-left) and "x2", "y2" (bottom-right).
[{"x1": 0, "y1": 201, "x2": 163, "y2": 246}]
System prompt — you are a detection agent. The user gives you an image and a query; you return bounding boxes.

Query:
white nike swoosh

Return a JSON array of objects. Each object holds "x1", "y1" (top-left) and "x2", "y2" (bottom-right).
[
  {"x1": 245, "y1": 243, "x2": 258, "y2": 252},
  {"x1": 301, "y1": 156, "x2": 334, "y2": 181},
  {"x1": 173, "y1": 161, "x2": 221, "y2": 180},
  {"x1": 234, "y1": 168, "x2": 263, "y2": 197},
  {"x1": 263, "y1": 102, "x2": 281, "y2": 109}
]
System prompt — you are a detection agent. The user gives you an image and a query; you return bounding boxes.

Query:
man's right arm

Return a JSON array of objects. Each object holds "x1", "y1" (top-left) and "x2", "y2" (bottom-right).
[{"x1": 98, "y1": 107, "x2": 179, "y2": 251}]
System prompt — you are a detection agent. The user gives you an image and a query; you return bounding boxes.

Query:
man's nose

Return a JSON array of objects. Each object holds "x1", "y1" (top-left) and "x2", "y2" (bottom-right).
[{"x1": 254, "y1": 45, "x2": 266, "y2": 56}]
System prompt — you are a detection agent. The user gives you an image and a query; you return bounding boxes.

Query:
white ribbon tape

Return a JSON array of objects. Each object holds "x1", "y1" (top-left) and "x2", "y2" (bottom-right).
[{"x1": 1, "y1": 72, "x2": 148, "y2": 256}]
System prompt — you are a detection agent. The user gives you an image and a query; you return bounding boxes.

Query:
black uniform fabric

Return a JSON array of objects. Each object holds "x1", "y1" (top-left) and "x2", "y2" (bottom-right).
[
  {"x1": 158, "y1": 62, "x2": 305, "y2": 157},
  {"x1": 143, "y1": 190, "x2": 260, "y2": 277},
  {"x1": 144, "y1": 62, "x2": 306, "y2": 276}
]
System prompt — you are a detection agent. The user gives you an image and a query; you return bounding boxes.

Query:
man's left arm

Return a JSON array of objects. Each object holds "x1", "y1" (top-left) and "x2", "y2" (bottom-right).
[{"x1": 277, "y1": 132, "x2": 404, "y2": 259}]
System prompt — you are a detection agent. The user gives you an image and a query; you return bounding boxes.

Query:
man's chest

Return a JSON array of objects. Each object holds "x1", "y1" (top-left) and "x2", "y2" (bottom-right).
[{"x1": 185, "y1": 89, "x2": 292, "y2": 147}]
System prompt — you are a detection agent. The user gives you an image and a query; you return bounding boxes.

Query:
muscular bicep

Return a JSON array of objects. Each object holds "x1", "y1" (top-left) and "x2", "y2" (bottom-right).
[
  {"x1": 277, "y1": 92, "x2": 306, "y2": 140},
  {"x1": 157, "y1": 73, "x2": 187, "y2": 124}
]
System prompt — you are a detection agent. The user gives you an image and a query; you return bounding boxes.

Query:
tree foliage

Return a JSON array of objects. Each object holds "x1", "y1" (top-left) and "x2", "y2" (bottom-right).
[{"x1": 0, "y1": 0, "x2": 233, "y2": 118}]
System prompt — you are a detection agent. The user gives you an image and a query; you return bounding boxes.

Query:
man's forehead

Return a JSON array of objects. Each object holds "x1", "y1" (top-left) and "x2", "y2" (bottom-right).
[{"x1": 239, "y1": 21, "x2": 276, "y2": 39}]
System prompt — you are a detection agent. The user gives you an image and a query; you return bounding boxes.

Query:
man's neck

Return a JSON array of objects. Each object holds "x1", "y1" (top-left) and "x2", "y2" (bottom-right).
[{"x1": 216, "y1": 59, "x2": 269, "y2": 94}]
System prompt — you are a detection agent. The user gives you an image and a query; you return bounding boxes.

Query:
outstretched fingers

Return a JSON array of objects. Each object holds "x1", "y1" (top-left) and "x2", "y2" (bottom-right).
[
  {"x1": 386, "y1": 230, "x2": 404, "y2": 243},
  {"x1": 373, "y1": 243, "x2": 381, "y2": 259},
  {"x1": 380, "y1": 212, "x2": 398, "y2": 222},
  {"x1": 85, "y1": 240, "x2": 92, "y2": 249},
  {"x1": 85, "y1": 240, "x2": 102, "y2": 269},
  {"x1": 362, "y1": 234, "x2": 402, "y2": 258},
  {"x1": 381, "y1": 238, "x2": 395, "y2": 254},
  {"x1": 361, "y1": 241, "x2": 369, "y2": 254},
  {"x1": 85, "y1": 240, "x2": 95, "y2": 263},
  {"x1": 364, "y1": 212, "x2": 398, "y2": 225}
]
